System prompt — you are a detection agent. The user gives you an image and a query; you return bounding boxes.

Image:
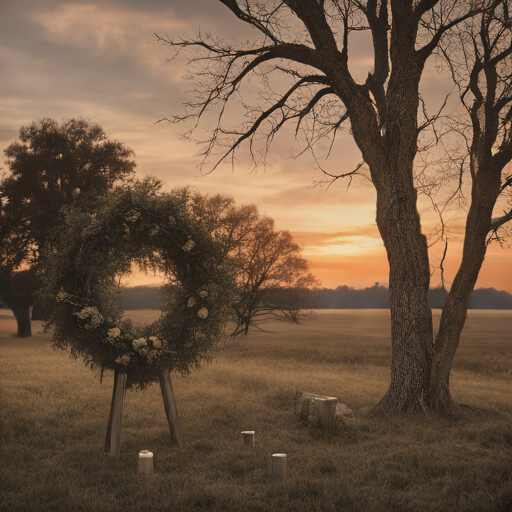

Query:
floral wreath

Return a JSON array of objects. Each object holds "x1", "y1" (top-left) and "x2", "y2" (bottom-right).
[{"x1": 40, "y1": 181, "x2": 234, "y2": 389}]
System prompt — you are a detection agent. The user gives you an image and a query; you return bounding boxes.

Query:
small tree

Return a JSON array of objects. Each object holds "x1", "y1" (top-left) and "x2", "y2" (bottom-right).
[
  {"x1": 190, "y1": 192, "x2": 318, "y2": 335},
  {"x1": 0, "y1": 118, "x2": 136, "y2": 337}
]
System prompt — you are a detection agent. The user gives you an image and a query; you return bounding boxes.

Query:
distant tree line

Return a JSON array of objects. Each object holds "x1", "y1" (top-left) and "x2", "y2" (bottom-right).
[
  {"x1": 118, "y1": 283, "x2": 512, "y2": 311},
  {"x1": 121, "y1": 286, "x2": 165, "y2": 310},
  {"x1": 311, "y1": 285, "x2": 512, "y2": 310}
]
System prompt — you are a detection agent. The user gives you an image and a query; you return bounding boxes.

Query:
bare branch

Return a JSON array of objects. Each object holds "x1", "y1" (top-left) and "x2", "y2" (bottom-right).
[
  {"x1": 417, "y1": 6, "x2": 486, "y2": 68},
  {"x1": 218, "y1": 0, "x2": 282, "y2": 43},
  {"x1": 414, "y1": 0, "x2": 441, "y2": 19},
  {"x1": 489, "y1": 207, "x2": 512, "y2": 231},
  {"x1": 203, "y1": 75, "x2": 337, "y2": 172}
]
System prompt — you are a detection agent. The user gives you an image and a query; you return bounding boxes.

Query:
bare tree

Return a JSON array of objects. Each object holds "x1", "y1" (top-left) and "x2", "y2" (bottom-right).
[
  {"x1": 158, "y1": 0, "x2": 512, "y2": 414},
  {"x1": 190, "y1": 192, "x2": 318, "y2": 336}
]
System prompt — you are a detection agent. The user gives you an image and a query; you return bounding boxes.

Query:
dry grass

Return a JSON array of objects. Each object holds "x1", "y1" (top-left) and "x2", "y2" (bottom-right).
[{"x1": 1, "y1": 309, "x2": 512, "y2": 512}]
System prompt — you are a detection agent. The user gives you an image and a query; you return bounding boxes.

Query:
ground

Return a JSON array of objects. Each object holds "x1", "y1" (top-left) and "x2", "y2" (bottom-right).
[{"x1": 1, "y1": 309, "x2": 511, "y2": 512}]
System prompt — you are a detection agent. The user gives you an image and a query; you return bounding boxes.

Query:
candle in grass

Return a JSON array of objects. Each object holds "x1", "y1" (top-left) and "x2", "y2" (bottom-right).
[
  {"x1": 241, "y1": 431, "x2": 255, "y2": 447},
  {"x1": 272, "y1": 453, "x2": 287, "y2": 480},
  {"x1": 139, "y1": 450, "x2": 153, "y2": 476}
]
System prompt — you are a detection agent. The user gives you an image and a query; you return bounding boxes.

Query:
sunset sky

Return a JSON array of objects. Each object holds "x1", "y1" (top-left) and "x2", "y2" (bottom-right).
[{"x1": 1, "y1": 0, "x2": 511, "y2": 292}]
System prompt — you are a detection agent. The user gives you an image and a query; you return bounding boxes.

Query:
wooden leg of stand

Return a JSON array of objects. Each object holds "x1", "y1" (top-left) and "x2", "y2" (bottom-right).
[
  {"x1": 104, "y1": 371, "x2": 117, "y2": 453},
  {"x1": 159, "y1": 371, "x2": 185, "y2": 448},
  {"x1": 105, "y1": 369, "x2": 127, "y2": 457}
]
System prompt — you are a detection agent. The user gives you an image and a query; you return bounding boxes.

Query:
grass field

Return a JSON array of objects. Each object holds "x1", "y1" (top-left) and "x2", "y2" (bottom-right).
[{"x1": 1, "y1": 309, "x2": 511, "y2": 512}]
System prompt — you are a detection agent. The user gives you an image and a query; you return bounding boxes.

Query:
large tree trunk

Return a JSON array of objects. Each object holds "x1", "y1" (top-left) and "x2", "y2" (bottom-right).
[
  {"x1": 11, "y1": 304, "x2": 32, "y2": 338},
  {"x1": 371, "y1": 191, "x2": 434, "y2": 414},
  {"x1": 349, "y1": 7, "x2": 435, "y2": 414}
]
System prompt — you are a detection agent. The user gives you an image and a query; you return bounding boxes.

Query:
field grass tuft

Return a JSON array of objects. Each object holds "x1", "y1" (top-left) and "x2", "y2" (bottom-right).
[{"x1": 1, "y1": 310, "x2": 512, "y2": 511}]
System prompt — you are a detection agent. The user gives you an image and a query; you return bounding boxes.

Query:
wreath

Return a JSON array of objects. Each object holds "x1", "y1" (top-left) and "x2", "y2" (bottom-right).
[{"x1": 39, "y1": 180, "x2": 235, "y2": 389}]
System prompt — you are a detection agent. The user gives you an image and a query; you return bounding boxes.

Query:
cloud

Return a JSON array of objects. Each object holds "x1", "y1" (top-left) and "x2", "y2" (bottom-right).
[
  {"x1": 264, "y1": 182, "x2": 377, "y2": 208},
  {"x1": 0, "y1": 125, "x2": 18, "y2": 144},
  {"x1": 291, "y1": 226, "x2": 381, "y2": 248}
]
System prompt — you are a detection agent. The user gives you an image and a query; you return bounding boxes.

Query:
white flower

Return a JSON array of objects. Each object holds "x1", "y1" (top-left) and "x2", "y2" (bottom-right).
[
  {"x1": 115, "y1": 354, "x2": 131, "y2": 366},
  {"x1": 57, "y1": 290, "x2": 69, "y2": 302},
  {"x1": 126, "y1": 210, "x2": 141, "y2": 223},
  {"x1": 199, "y1": 290, "x2": 208, "y2": 298},
  {"x1": 74, "y1": 307, "x2": 103, "y2": 329},
  {"x1": 146, "y1": 351, "x2": 158, "y2": 363},
  {"x1": 108, "y1": 327, "x2": 121, "y2": 339},
  {"x1": 182, "y1": 239, "x2": 195, "y2": 252},
  {"x1": 197, "y1": 307, "x2": 208, "y2": 319},
  {"x1": 149, "y1": 336, "x2": 162, "y2": 349},
  {"x1": 188, "y1": 297, "x2": 197, "y2": 307},
  {"x1": 132, "y1": 337, "x2": 147, "y2": 349}
]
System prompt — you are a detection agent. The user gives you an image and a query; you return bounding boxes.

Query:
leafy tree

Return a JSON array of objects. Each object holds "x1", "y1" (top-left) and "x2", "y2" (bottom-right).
[
  {"x1": 159, "y1": 1, "x2": 512, "y2": 414},
  {"x1": 190, "y1": 192, "x2": 318, "y2": 335},
  {"x1": 0, "y1": 118, "x2": 136, "y2": 337}
]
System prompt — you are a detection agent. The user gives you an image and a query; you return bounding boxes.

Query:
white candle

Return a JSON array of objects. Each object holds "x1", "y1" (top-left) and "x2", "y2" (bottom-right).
[
  {"x1": 138, "y1": 450, "x2": 153, "y2": 476},
  {"x1": 241, "y1": 431, "x2": 255, "y2": 447},
  {"x1": 272, "y1": 453, "x2": 287, "y2": 480}
]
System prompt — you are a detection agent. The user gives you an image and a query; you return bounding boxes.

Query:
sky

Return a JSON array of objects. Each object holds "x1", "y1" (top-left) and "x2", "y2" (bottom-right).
[{"x1": 1, "y1": 0, "x2": 511, "y2": 292}]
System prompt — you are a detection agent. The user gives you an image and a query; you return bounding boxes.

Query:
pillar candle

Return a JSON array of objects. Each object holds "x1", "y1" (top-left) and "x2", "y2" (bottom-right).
[
  {"x1": 272, "y1": 453, "x2": 287, "y2": 480},
  {"x1": 241, "y1": 431, "x2": 255, "y2": 447},
  {"x1": 138, "y1": 450, "x2": 153, "y2": 476}
]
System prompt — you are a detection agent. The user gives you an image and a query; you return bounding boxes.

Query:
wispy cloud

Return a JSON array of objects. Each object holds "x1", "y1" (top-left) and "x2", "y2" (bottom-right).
[{"x1": 292, "y1": 225, "x2": 381, "y2": 247}]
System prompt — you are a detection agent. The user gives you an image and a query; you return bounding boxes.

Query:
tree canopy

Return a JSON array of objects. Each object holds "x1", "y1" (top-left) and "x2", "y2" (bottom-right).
[{"x1": 0, "y1": 118, "x2": 136, "y2": 336}]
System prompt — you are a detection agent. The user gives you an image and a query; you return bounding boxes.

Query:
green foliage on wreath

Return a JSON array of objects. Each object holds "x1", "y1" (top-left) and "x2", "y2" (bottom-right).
[{"x1": 38, "y1": 178, "x2": 236, "y2": 389}]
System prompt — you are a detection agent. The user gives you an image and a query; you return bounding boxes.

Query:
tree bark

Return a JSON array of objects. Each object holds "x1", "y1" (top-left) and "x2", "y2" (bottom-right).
[
  {"x1": 370, "y1": 193, "x2": 434, "y2": 414},
  {"x1": 348, "y1": 5, "x2": 435, "y2": 414},
  {"x1": 11, "y1": 304, "x2": 32, "y2": 338},
  {"x1": 430, "y1": 159, "x2": 502, "y2": 413}
]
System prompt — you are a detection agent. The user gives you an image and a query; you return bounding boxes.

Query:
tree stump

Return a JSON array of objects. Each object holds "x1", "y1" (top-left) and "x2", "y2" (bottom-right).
[
  {"x1": 159, "y1": 371, "x2": 186, "y2": 448},
  {"x1": 104, "y1": 369, "x2": 127, "y2": 457},
  {"x1": 296, "y1": 392, "x2": 337, "y2": 429}
]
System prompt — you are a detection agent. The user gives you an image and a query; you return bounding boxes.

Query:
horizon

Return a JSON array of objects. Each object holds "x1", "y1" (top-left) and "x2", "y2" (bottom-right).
[
  {"x1": 120, "y1": 282, "x2": 512, "y2": 293},
  {"x1": 116, "y1": 283, "x2": 512, "y2": 311},
  {"x1": 1, "y1": 0, "x2": 511, "y2": 292}
]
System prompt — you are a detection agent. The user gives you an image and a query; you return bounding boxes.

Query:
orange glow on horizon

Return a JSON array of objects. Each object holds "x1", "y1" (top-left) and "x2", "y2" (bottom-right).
[
  {"x1": 307, "y1": 242, "x2": 511, "y2": 293},
  {"x1": 125, "y1": 241, "x2": 511, "y2": 294}
]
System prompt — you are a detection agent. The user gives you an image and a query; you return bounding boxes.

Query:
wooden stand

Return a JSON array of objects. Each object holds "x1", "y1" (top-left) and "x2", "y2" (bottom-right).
[
  {"x1": 104, "y1": 369, "x2": 127, "y2": 457},
  {"x1": 159, "y1": 371, "x2": 186, "y2": 448},
  {"x1": 104, "y1": 369, "x2": 185, "y2": 456}
]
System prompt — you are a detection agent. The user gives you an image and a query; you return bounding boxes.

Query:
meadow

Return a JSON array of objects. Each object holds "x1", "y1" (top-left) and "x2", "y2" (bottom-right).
[{"x1": 1, "y1": 309, "x2": 511, "y2": 512}]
